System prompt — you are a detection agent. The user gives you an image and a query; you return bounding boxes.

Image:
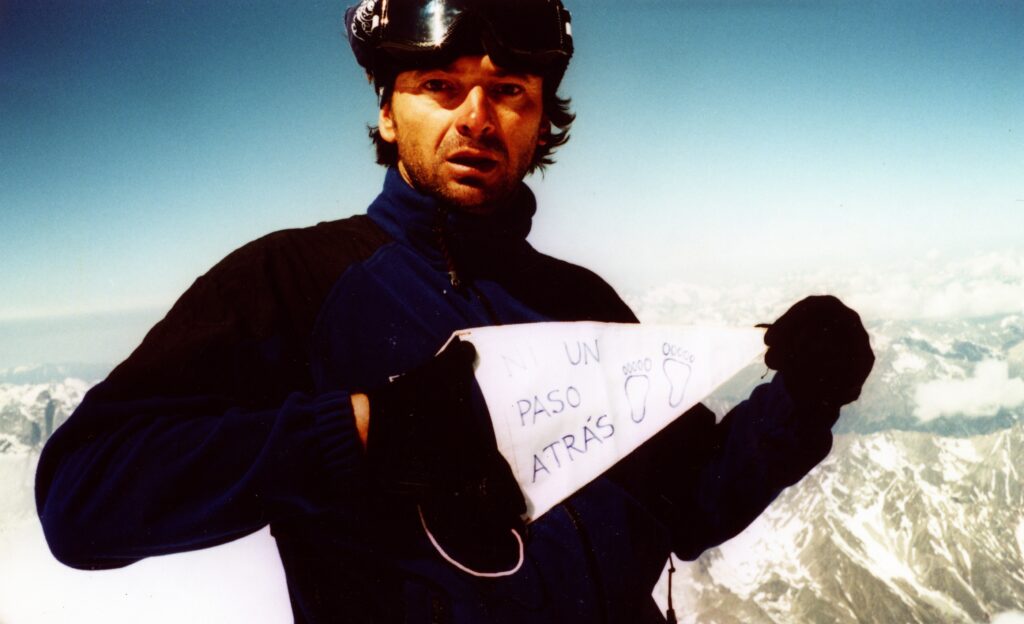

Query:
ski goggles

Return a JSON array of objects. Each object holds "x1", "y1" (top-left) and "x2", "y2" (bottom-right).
[{"x1": 368, "y1": 0, "x2": 573, "y2": 65}]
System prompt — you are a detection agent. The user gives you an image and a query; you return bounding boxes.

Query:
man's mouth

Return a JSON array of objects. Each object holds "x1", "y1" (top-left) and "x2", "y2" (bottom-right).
[{"x1": 447, "y1": 151, "x2": 499, "y2": 174}]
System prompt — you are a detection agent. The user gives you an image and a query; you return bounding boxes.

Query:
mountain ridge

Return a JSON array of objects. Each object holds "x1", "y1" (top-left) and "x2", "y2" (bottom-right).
[{"x1": 668, "y1": 423, "x2": 1024, "y2": 623}]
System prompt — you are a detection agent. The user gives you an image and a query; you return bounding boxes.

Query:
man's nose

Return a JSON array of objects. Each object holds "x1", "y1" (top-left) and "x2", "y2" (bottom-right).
[{"x1": 455, "y1": 86, "x2": 494, "y2": 139}]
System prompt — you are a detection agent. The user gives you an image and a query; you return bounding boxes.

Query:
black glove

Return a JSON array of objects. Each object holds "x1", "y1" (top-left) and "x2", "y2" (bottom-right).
[
  {"x1": 365, "y1": 340, "x2": 526, "y2": 571},
  {"x1": 420, "y1": 470, "x2": 527, "y2": 573},
  {"x1": 763, "y1": 295, "x2": 874, "y2": 410}
]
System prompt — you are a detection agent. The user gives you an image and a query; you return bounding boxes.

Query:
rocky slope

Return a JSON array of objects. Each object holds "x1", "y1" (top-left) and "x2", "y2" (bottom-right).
[{"x1": 669, "y1": 424, "x2": 1024, "y2": 623}]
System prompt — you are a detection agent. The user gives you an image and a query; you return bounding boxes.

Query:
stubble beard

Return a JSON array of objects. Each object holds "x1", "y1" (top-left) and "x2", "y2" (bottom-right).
[{"x1": 397, "y1": 134, "x2": 537, "y2": 215}]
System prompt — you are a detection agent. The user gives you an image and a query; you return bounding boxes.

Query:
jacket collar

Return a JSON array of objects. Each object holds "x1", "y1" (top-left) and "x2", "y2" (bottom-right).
[{"x1": 367, "y1": 167, "x2": 537, "y2": 278}]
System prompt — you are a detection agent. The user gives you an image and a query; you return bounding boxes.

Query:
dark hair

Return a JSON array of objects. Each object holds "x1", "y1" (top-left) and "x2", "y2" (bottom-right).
[{"x1": 368, "y1": 75, "x2": 575, "y2": 175}]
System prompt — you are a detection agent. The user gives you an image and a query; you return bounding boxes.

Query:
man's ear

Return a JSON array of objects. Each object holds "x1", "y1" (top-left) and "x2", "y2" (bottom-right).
[
  {"x1": 537, "y1": 118, "x2": 551, "y2": 147},
  {"x1": 378, "y1": 103, "x2": 397, "y2": 143}
]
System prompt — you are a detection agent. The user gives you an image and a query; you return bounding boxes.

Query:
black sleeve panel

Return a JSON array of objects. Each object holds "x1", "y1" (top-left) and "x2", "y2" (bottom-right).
[
  {"x1": 104, "y1": 216, "x2": 391, "y2": 402},
  {"x1": 497, "y1": 249, "x2": 640, "y2": 324},
  {"x1": 35, "y1": 216, "x2": 391, "y2": 569}
]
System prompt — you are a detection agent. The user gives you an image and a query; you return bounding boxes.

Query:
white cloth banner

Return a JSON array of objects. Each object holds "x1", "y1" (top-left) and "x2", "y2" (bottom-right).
[{"x1": 451, "y1": 322, "x2": 766, "y2": 522}]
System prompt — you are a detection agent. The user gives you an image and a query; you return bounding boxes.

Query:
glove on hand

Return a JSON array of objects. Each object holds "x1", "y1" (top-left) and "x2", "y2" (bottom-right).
[
  {"x1": 763, "y1": 295, "x2": 874, "y2": 409},
  {"x1": 420, "y1": 469, "x2": 527, "y2": 573},
  {"x1": 365, "y1": 340, "x2": 526, "y2": 571}
]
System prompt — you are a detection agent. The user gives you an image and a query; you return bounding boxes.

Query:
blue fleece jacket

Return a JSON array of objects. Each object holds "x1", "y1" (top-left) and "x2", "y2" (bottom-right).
[{"x1": 36, "y1": 169, "x2": 834, "y2": 623}]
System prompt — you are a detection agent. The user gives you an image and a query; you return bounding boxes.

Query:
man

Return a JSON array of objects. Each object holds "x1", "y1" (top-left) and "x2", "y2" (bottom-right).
[{"x1": 36, "y1": 1, "x2": 874, "y2": 622}]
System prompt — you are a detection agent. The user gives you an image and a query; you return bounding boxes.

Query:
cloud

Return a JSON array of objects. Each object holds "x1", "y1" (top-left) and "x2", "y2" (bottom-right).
[
  {"x1": 828, "y1": 250, "x2": 1024, "y2": 322},
  {"x1": 992, "y1": 612, "x2": 1024, "y2": 624},
  {"x1": 851, "y1": 254, "x2": 1024, "y2": 320},
  {"x1": 628, "y1": 248, "x2": 1024, "y2": 325},
  {"x1": 913, "y1": 359, "x2": 1024, "y2": 422}
]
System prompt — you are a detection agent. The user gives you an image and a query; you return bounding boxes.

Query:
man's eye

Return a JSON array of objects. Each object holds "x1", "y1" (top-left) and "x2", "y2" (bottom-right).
[
  {"x1": 494, "y1": 84, "x2": 525, "y2": 97},
  {"x1": 422, "y1": 79, "x2": 451, "y2": 92}
]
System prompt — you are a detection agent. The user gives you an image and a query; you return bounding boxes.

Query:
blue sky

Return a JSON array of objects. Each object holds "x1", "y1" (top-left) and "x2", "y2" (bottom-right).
[{"x1": 1, "y1": 0, "x2": 1022, "y2": 369}]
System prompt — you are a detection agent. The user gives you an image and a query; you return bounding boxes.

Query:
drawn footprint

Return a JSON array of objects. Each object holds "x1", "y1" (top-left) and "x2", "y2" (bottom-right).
[
  {"x1": 663, "y1": 358, "x2": 692, "y2": 408},
  {"x1": 624, "y1": 374, "x2": 650, "y2": 423}
]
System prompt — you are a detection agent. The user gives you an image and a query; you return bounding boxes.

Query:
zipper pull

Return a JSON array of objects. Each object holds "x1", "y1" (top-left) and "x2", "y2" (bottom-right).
[{"x1": 665, "y1": 552, "x2": 678, "y2": 623}]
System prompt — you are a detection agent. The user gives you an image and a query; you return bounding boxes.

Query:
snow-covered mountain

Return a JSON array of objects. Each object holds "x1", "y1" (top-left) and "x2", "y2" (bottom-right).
[
  {"x1": 0, "y1": 376, "x2": 91, "y2": 455},
  {"x1": 667, "y1": 424, "x2": 1024, "y2": 623},
  {"x1": 843, "y1": 315, "x2": 1024, "y2": 436}
]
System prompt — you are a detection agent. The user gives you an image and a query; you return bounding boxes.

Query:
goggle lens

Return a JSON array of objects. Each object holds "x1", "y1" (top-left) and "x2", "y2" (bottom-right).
[{"x1": 379, "y1": 0, "x2": 571, "y2": 58}]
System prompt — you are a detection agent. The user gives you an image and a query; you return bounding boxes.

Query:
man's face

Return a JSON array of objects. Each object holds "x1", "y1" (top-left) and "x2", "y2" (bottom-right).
[{"x1": 378, "y1": 55, "x2": 547, "y2": 213}]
